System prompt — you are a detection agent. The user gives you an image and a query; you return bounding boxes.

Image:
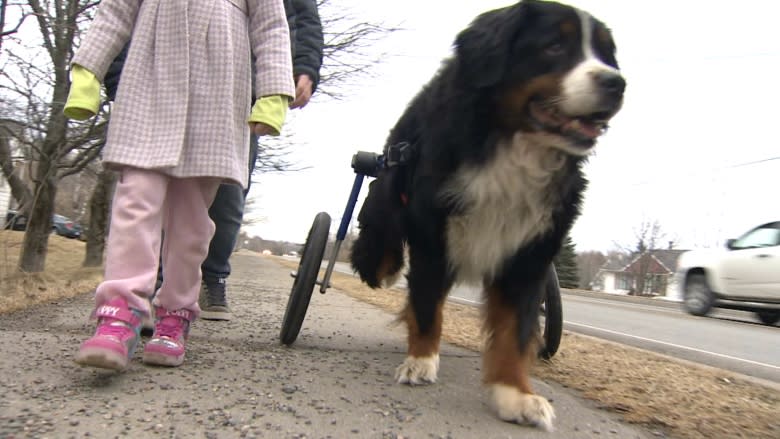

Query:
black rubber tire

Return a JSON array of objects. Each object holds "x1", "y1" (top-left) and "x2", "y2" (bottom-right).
[
  {"x1": 280, "y1": 212, "x2": 331, "y2": 345},
  {"x1": 539, "y1": 264, "x2": 563, "y2": 359},
  {"x1": 683, "y1": 273, "x2": 714, "y2": 316},
  {"x1": 756, "y1": 310, "x2": 780, "y2": 326}
]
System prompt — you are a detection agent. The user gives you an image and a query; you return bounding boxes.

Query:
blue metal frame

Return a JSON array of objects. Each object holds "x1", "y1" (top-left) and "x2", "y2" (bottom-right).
[{"x1": 319, "y1": 172, "x2": 370, "y2": 293}]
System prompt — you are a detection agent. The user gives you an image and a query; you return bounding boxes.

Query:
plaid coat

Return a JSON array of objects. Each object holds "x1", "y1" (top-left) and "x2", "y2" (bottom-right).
[{"x1": 73, "y1": 0, "x2": 295, "y2": 188}]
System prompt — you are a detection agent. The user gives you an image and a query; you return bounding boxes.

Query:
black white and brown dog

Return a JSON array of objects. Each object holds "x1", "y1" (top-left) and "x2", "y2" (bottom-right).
[{"x1": 350, "y1": 0, "x2": 624, "y2": 430}]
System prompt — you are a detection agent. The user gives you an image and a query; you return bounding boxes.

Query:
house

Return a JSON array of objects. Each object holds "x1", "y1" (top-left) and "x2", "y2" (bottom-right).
[
  {"x1": 0, "y1": 119, "x2": 22, "y2": 219},
  {"x1": 0, "y1": 176, "x2": 10, "y2": 218},
  {"x1": 592, "y1": 249, "x2": 686, "y2": 298}
]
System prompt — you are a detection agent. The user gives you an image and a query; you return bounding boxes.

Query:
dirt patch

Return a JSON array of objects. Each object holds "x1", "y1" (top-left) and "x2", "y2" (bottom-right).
[
  {"x1": 0, "y1": 231, "x2": 102, "y2": 314},
  {"x1": 274, "y1": 258, "x2": 779, "y2": 439}
]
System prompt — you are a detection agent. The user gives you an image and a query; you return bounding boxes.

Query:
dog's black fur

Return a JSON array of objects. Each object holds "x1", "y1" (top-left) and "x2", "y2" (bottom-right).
[{"x1": 350, "y1": 0, "x2": 624, "y2": 429}]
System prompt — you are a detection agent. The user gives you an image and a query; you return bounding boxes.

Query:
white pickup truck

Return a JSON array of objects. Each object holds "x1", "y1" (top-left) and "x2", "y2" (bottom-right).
[{"x1": 677, "y1": 221, "x2": 780, "y2": 325}]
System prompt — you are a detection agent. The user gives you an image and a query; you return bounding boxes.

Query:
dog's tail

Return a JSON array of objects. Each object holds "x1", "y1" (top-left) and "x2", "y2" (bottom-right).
[{"x1": 350, "y1": 168, "x2": 407, "y2": 288}]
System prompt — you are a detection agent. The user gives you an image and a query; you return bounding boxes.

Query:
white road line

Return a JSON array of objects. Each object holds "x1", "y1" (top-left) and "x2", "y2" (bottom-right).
[
  {"x1": 448, "y1": 296, "x2": 482, "y2": 306},
  {"x1": 565, "y1": 321, "x2": 780, "y2": 370},
  {"x1": 563, "y1": 295, "x2": 681, "y2": 313}
]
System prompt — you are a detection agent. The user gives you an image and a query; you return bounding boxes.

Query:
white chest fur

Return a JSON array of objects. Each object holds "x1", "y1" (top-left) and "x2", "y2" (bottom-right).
[{"x1": 442, "y1": 134, "x2": 567, "y2": 284}]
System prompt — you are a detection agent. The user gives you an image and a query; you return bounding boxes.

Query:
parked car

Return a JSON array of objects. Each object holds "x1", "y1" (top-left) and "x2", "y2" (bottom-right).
[
  {"x1": 52, "y1": 214, "x2": 83, "y2": 239},
  {"x1": 677, "y1": 221, "x2": 780, "y2": 325},
  {"x1": 4, "y1": 210, "x2": 83, "y2": 239},
  {"x1": 4, "y1": 210, "x2": 28, "y2": 231}
]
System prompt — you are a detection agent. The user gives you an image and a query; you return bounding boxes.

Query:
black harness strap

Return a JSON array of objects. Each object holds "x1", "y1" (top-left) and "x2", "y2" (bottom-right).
[{"x1": 383, "y1": 141, "x2": 416, "y2": 206}]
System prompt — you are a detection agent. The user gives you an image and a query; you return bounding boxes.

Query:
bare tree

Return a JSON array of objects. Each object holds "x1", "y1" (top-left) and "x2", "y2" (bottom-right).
[
  {"x1": 245, "y1": 0, "x2": 400, "y2": 178},
  {"x1": 315, "y1": 0, "x2": 399, "y2": 100},
  {"x1": 1, "y1": 2, "x2": 34, "y2": 213},
  {"x1": 1, "y1": 0, "x2": 32, "y2": 54},
  {"x1": 614, "y1": 219, "x2": 672, "y2": 295},
  {"x1": 1, "y1": 0, "x2": 398, "y2": 271},
  {"x1": 0, "y1": 119, "x2": 34, "y2": 213},
  {"x1": 575, "y1": 250, "x2": 606, "y2": 289},
  {"x1": 82, "y1": 167, "x2": 114, "y2": 267},
  {"x1": 0, "y1": 0, "x2": 108, "y2": 272}
]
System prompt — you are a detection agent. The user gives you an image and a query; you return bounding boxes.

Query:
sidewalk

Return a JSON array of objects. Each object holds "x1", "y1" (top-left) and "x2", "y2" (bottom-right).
[{"x1": 0, "y1": 253, "x2": 655, "y2": 438}]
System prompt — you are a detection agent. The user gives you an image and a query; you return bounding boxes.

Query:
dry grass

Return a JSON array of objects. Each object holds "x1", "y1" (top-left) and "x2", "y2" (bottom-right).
[
  {"x1": 274, "y1": 257, "x2": 780, "y2": 439},
  {"x1": 0, "y1": 231, "x2": 103, "y2": 314}
]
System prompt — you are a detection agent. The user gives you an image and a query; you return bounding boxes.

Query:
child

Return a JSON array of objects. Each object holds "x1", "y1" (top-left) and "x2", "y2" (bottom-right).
[{"x1": 64, "y1": 0, "x2": 294, "y2": 370}]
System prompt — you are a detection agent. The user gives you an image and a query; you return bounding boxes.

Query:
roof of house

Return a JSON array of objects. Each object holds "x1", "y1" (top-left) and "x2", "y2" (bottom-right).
[
  {"x1": 599, "y1": 249, "x2": 687, "y2": 275},
  {"x1": 650, "y1": 249, "x2": 687, "y2": 273},
  {"x1": 600, "y1": 253, "x2": 633, "y2": 271}
]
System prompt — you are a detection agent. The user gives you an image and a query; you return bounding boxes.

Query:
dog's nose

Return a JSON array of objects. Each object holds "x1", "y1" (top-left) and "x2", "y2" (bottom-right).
[{"x1": 595, "y1": 71, "x2": 626, "y2": 97}]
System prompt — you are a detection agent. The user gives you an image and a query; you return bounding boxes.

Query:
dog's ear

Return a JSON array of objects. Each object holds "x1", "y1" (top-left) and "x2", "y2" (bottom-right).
[{"x1": 455, "y1": 2, "x2": 532, "y2": 88}]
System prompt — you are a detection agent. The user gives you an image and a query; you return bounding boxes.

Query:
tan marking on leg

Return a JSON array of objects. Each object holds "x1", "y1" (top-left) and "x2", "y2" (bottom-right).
[
  {"x1": 483, "y1": 286, "x2": 537, "y2": 393},
  {"x1": 377, "y1": 253, "x2": 402, "y2": 288},
  {"x1": 395, "y1": 299, "x2": 444, "y2": 385},
  {"x1": 483, "y1": 287, "x2": 554, "y2": 429},
  {"x1": 402, "y1": 300, "x2": 443, "y2": 358},
  {"x1": 375, "y1": 253, "x2": 394, "y2": 284}
]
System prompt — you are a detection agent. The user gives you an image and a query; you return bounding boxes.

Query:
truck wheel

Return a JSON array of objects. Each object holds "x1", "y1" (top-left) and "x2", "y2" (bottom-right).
[
  {"x1": 756, "y1": 310, "x2": 779, "y2": 326},
  {"x1": 683, "y1": 273, "x2": 714, "y2": 316}
]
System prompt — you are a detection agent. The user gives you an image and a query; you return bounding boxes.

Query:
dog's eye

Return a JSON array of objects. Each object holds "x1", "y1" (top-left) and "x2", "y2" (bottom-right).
[{"x1": 544, "y1": 43, "x2": 565, "y2": 57}]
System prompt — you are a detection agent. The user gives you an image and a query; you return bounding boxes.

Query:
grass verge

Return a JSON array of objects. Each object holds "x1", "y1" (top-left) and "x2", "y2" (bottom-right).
[{"x1": 0, "y1": 231, "x2": 102, "y2": 314}]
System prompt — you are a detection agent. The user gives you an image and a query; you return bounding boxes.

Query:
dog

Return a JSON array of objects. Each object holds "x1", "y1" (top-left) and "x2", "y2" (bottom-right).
[{"x1": 350, "y1": 0, "x2": 624, "y2": 430}]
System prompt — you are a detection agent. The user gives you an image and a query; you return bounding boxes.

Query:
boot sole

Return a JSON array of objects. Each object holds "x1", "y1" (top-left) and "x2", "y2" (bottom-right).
[
  {"x1": 142, "y1": 351, "x2": 184, "y2": 367},
  {"x1": 74, "y1": 347, "x2": 129, "y2": 371},
  {"x1": 200, "y1": 310, "x2": 232, "y2": 321}
]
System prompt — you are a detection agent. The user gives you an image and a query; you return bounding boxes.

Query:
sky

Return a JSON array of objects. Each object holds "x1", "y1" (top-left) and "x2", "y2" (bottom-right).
[{"x1": 231, "y1": 1, "x2": 779, "y2": 252}]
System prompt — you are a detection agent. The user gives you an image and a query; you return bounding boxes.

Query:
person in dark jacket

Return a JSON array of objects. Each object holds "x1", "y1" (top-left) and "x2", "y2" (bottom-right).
[
  {"x1": 104, "y1": 0, "x2": 324, "y2": 322},
  {"x1": 199, "y1": 0, "x2": 323, "y2": 320}
]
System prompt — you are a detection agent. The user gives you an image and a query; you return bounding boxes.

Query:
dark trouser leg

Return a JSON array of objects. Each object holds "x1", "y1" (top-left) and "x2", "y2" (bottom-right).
[
  {"x1": 201, "y1": 134, "x2": 259, "y2": 282},
  {"x1": 197, "y1": 135, "x2": 258, "y2": 321},
  {"x1": 200, "y1": 183, "x2": 246, "y2": 283},
  {"x1": 197, "y1": 183, "x2": 243, "y2": 319}
]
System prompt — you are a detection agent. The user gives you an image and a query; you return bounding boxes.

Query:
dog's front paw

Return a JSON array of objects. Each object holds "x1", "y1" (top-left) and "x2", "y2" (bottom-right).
[
  {"x1": 395, "y1": 354, "x2": 439, "y2": 385},
  {"x1": 489, "y1": 383, "x2": 555, "y2": 431}
]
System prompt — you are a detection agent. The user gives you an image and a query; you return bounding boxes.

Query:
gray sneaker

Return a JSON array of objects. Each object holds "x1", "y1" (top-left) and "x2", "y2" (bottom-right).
[
  {"x1": 199, "y1": 280, "x2": 231, "y2": 321},
  {"x1": 140, "y1": 304, "x2": 155, "y2": 336}
]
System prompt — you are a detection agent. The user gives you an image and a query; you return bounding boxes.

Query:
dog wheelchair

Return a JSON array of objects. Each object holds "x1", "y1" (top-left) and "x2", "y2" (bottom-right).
[{"x1": 279, "y1": 149, "x2": 564, "y2": 359}]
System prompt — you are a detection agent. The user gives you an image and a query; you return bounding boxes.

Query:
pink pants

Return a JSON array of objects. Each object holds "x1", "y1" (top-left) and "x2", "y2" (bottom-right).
[{"x1": 94, "y1": 167, "x2": 221, "y2": 316}]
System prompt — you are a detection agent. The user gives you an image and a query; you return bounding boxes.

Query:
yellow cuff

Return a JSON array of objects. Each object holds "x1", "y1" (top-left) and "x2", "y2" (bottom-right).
[
  {"x1": 248, "y1": 95, "x2": 288, "y2": 136},
  {"x1": 64, "y1": 65, "x2": 101, "y2": 120}
]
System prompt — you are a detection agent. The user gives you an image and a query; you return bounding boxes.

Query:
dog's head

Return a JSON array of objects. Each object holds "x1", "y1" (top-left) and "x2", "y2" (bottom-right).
[{"x1": 455, "y1": 0, "x2": 625, "y2": 155}]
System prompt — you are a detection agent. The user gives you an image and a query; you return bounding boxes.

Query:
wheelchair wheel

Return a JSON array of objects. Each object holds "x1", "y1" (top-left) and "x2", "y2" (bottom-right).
[
  {"x1": 539, "y1": 264, "x2": 563, "y2": 359},
  {"x1": 280, "y1": 212, "x2": 331, "y2": 345}
]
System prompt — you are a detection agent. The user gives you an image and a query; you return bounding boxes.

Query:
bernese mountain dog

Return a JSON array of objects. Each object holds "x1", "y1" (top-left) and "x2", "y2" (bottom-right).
[{"x1": 350, "y1": 0, "x2": 624, "y2": 430}]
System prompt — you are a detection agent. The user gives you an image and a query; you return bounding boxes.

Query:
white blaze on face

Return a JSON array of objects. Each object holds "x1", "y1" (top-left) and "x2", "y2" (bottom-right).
[{"x1": 559, "y1": 10, "x2": 621, "y2": 116}]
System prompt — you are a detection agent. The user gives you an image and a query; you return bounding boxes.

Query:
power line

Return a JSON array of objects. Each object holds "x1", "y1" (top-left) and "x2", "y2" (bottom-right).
[
  {"x1": 725, "y1": 156, "x2": 780, "y2": 169},
  {"x1": 615, "y1": 156, "x2": 780, "y2": 189}
]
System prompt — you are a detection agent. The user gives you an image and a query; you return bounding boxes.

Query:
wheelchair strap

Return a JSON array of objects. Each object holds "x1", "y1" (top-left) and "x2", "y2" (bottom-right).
[
  {"x1": 383, "y1": 141, "x2": 417, "y2": 207},
  {"x1": 384, "y1": 142, "x2": 415, "y2": 168}
]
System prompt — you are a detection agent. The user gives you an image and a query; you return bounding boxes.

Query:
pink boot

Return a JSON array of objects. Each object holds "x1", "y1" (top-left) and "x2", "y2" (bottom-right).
[
  {"x1": 75, "y1": 297, "x2": 144, "y2": 371},
  {"x1": 142, "y1": 307, "x2": 194, "y2": 367}
]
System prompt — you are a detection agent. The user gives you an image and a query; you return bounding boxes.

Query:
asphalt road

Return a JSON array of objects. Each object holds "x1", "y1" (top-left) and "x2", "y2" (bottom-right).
[
  {"x1": 559, "y1": 292, "x2": 780, "y2": 384},
  {"x1": 328, "y1": 261, "x2": 780, "y2": 385},
  {"x1": 446, "y1": 283, "x2": 780, "y2": 384}
]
